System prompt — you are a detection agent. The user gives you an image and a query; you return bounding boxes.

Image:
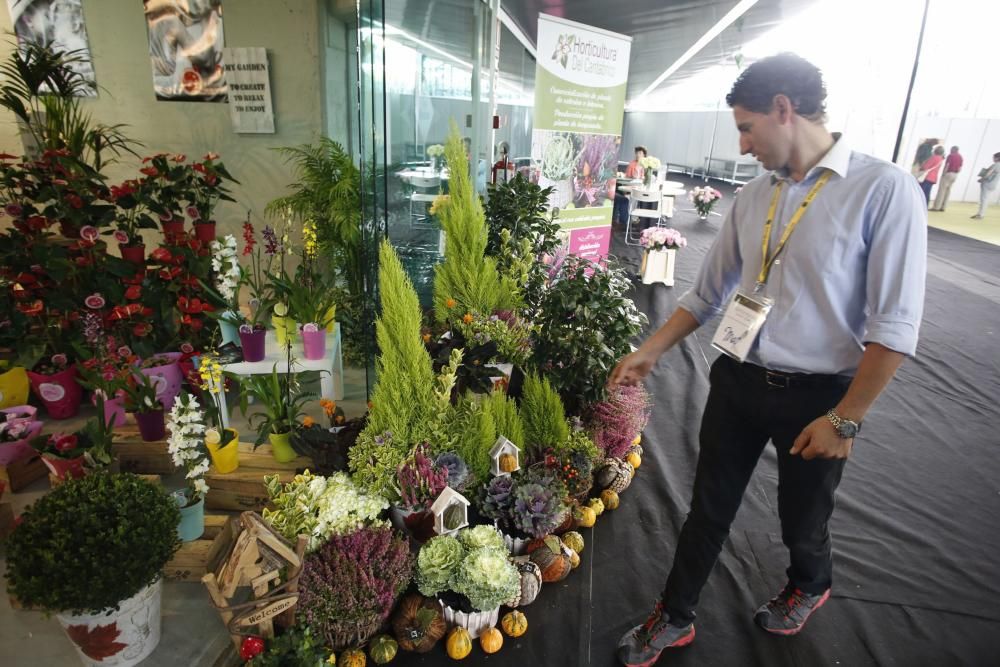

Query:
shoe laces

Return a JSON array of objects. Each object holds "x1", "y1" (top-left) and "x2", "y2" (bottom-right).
[
  {"x1": 770, "y1": 584, "x2": 809, "y2": 618},
  {"x1": 635, "y1": 602, "x2": 666, "y2": 643}
]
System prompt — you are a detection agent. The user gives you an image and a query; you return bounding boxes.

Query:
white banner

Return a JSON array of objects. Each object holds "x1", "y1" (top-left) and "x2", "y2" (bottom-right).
[{"x1": 222, "y1": 48, "x2": 275, "y2": 134}]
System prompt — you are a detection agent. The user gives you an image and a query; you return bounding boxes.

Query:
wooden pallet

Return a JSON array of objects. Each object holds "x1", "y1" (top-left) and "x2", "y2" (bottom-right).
[
  {"x1": 164, "y1": 515, "x2": 238, "y2": 583},
  {"x1": 111, "y1": 426, "x2": 176, "y2": 475},
  {"x1": 204, "y1": 441, "x2": 311, "y2": 512},
  {"x1": 0, "y1": 453, "x2": 47, "y2": 491}
]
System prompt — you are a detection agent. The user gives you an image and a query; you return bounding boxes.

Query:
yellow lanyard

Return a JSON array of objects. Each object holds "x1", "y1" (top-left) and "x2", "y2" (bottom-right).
[{"x1": 756, "y1": 169, "x2": 833, "y2": 288}]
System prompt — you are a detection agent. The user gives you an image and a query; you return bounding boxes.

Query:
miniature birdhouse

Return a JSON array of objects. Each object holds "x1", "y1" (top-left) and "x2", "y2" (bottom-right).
[
  {"x1": 430, "y1": 486, "x2": 470, "y2": 536},
  {"x1": 490, "y1": 436, "x2": 521, "y2": 476}
]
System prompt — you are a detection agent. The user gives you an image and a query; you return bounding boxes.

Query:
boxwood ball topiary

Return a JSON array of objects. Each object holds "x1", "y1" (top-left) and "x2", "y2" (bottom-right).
[{"x1": 5, "y1": 472, "x2": 181, "y2": 615}]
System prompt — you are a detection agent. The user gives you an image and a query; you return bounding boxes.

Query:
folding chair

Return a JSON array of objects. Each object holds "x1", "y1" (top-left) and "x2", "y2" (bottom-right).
[
  {"x1": 409, "y1": 175, "x2": 441, "y2": 227},
  {"x1": 625, "y1": 187, "x2": 662, "y2": 245}
]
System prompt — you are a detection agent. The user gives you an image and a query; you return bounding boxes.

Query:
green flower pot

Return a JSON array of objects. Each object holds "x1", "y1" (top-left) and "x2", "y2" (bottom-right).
[{"x1": 269, "y1": 431, "x2": 296, "y2": 463}]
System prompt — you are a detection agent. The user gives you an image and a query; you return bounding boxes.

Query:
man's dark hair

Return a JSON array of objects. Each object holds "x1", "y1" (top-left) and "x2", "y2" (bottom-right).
[
  {"x1": 994, "y1": 152, "x2": 1000, "y2": 160},
  {"x1": 951, "y1": 146, "x2": 960, "y2": 152},
  {"x1": 726, "y1": 53, "x2": 827, "y2": 121},
  {"x1": 634, "y1": 145, "x2": 647, "y2": 156}
]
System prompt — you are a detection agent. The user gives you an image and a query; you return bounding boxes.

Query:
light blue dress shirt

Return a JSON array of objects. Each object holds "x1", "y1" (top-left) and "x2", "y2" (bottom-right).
[{"x1": 679, "y1": 134, "x2": 927, "y2": 375}]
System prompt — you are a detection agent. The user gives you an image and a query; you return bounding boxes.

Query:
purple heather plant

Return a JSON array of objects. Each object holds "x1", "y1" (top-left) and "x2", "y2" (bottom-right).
[
  {"x1": 397, "y1": 444, "x2": 449, "y2": 511},
  {"x1": 298, "y1": 525, "x2": 412, "y2": 640},
  {"x1": 586, "y1": 383, "x2": 651, "y2": 459}
]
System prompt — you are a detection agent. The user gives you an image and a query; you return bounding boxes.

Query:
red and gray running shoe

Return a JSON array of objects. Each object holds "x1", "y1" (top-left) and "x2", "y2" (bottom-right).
[
  {"x1": 617, "y1": 601, "x2": 696, "y2": 666},
  {"x1": 754, "y1": 583, "x2": 830, "y2": 635}
]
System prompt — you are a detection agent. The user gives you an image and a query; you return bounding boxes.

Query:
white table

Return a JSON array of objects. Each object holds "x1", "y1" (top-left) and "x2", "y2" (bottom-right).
[
  {"x1": 216, "y1": 324, "x2": 344, "y2": 428},
  {"x1": 398, "y1": 168, "x2": 450, "y2": 183},
  {"x1": 620, "y1": 181, "x2": 687, "y2": 218}
]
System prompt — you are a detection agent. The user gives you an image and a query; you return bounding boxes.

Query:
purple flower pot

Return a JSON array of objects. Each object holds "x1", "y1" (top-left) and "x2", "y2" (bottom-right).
[
  {"x1": 301, "y1": 328, "x2": 326, "y2": 360},
  {"x1": 94, "y1": 392, "x2": 127, "y2": 428},
  {"x1": 139, "y1": 353, "x2": 183, "y2": 411},
  {"x1": 135, "y1": 409, "x2": 166, "y2": 442},
  {"x1": 239, "y1": 328, "x2": 266, "y2": 362}
]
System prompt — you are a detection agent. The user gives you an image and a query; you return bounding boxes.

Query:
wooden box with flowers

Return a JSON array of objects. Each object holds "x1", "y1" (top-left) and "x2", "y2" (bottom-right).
[
  {"x1": 164, "y1": 514, "x2": 238, "y2": 582},
  {"x1": 111, "y1": 425, "x2": 176, "y2": 475},
  {"x1": 204, "y1": 440, "x2": 310, "y2": 512},
  {"x1": 0, "y1": 452, "x2": 47, "y2": 491}
]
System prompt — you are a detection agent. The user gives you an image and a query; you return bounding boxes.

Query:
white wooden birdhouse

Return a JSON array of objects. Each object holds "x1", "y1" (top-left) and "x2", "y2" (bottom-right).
[
  {"x1": 430, "y1": 486, "x2": 470, "y2": 536},
  {"x1": 490, "y1": 436, "x2": 521, "y2": 476}
]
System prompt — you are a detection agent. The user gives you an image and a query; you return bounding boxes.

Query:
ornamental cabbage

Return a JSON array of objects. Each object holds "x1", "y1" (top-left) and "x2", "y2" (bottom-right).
[
  {"x1": 451, "y1": 546, "x2": 520, "y2": 612},
  {"x1": 415, "y1": 535, "x2": 466, "y2": 597},
  {"x1": 457, "y1": 524, "x2": 506, "y2": 552}
]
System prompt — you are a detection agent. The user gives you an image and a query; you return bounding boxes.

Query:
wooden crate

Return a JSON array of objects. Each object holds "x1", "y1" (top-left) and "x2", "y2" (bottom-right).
[
  {"x1": 164, "y1": 515, "x2": 238, "y2": 583},
  {"x1": 49, "y1": 472, "x2": 161, "y2": 488},
  {"x1": 0, "y1": 453, "x2": 47, "y2": 491},
  {"x1": 111, "y1": 426, "x2": 175, "y2": 475},
  {"x1": 204, "y1": 441, "x2": 311, "y2": 512},
  {"x1": 0, "y1": 502, "x2": 15, "y2": 540}
]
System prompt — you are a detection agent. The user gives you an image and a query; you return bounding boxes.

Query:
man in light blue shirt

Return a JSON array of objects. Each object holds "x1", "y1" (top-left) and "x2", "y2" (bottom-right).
[{"x1": 612, "y1": 54, "x2": 926, "y2": 667}]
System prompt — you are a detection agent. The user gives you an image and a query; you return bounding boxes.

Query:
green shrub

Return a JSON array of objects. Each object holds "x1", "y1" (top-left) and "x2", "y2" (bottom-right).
[
  {"x1": 520, "y1": 373, "x2": 570, "y2": 458},
  {"x1": 5, "y1": 472, "x2": 180, "y2": 615},
  {"x1": 483, "y1": 389, "x2": 525, "y2": 451}
]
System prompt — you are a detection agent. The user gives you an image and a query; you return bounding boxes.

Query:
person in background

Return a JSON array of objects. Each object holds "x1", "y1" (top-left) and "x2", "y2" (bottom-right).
[
  {"x1": 917, "y1": 145, "x2": 945, "y2": 206},
  {"x1": 930, "y1": 146, "x2": 963, "y2": 212},
  {"x1": 911, "y1": 137, "x2": 939, "y2": 176},
  {"x1": 626, "y1": 145, "x2": 648, "y2": 179},
  {"x1": 614, "y1": 146, "x2": 649, "y2": 225},
  {"x1": 611, "y1": 53, "x2": 925, "y2": 667},
  {"x1": 971, "y1": 152, "x2": 1000, "y2": 219}
]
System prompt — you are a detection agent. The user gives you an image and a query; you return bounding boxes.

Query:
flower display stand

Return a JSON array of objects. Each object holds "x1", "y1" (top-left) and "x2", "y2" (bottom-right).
[
  {"x1": 0, "y1": 452, "x2": 47, "y2": 491},
  {"x1": 111, "y1": 425, "x2": 176, "y2": 475},
  {"x1": 640, "y1": 248, "x2": 676, "y2": 286},
  {"x1": 204, "y1": 441, "x2": 311, "y2": 512},
  {"x1": 164, "y1": 514, "x2": 239, "y2": 582}
]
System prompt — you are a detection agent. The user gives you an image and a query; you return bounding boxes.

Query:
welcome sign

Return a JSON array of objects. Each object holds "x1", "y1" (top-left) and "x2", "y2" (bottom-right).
[{"x1": 532, "y1": 14, "x2": 632, "y2": 261}]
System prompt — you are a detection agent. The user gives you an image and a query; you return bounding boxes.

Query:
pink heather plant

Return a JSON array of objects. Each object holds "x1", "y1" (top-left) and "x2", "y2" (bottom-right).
[
  {"x1": 397, "y1": 444, "x2": 449, "y2": 511},
  {"x1": 586, "y1": 383, "x2": 652, "y2": 459},
  {"x1": 639, "y1": 227, "x2": 688, "y2": 251}
]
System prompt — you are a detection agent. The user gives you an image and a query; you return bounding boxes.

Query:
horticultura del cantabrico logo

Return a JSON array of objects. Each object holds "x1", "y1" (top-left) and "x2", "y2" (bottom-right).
[{"x1": 551, "y1": 32, "x2": 619, "y2": 76}]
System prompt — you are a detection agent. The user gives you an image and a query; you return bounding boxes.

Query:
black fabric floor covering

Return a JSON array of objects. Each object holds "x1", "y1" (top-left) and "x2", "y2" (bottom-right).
[{"x1": 395, "y1": 177, "x2": 1000, "y2": 666}]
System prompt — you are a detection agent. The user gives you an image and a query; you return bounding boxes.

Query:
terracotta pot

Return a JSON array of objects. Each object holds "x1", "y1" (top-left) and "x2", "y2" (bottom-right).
[
  {"x1": 56, "y1": 579, "x2": 162, "y2": 667},
  {"x1": 118, "y1": 243, "x2": 146, "y2": 265},
  {"x1": 193, "y1": 221, "x2": 216, "y2": 243},
  {"x1": 27, "y1": 365, "x2": 83, "y2": 419}
]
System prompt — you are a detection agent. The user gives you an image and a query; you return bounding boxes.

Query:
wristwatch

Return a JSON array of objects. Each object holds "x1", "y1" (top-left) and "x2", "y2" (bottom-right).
[{"x1": 826, "y1": 409, "x2": 860, "y2": 439}]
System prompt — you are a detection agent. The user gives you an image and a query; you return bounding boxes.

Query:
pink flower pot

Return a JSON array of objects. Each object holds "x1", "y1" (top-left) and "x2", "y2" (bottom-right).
[
  {"x1": 135, "y1": 409, "x2": 166, "y2": 442},
  {"x1": 1, "y1": 405, "x2": 37, "y2": 425},
  {"x1": 239, "y1": 328, "x2": 266, "y2": 362},
  {"x1": 193, "y1": 221, "x2": 217, "y2": 243},
  {"x1": 0, "y1": 419, "x2": 43, "y2": 465},
  {"x1": 94, "y1": 392, "x2": 127, "y2": 428},
  {"x1": 42, "y1": 453, "x2": 86, "y2": 481},
  {"x1": 27, "y1": 365, "x2": 83, "y2": 420},
  {"x1": 139, "y1": 353, "x2": 183, "y2": 411},
  {"x1": 301, "y1": 328, "x2": 326, "y2": 360}
]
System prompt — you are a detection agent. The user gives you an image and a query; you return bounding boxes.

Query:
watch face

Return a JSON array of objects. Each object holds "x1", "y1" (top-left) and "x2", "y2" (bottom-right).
[{"x1": 837, "y1": 422, "x2": 858, "y2": 438}]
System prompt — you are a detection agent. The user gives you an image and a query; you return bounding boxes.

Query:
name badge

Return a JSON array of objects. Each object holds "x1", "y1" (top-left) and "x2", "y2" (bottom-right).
[{"x1": 711, "y1": 291, "x2": 773, "y2": 362}]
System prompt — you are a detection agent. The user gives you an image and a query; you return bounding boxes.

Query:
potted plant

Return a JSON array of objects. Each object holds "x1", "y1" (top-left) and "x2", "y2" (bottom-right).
[
  {"x1": 262, "y1": 470, "x2": 387, "y2": 552},
  {"x1": 0, "y1": 413, "x2": 43, "y2": 466},
  {"x1": 391, "y1": 444, "x2": 450, "y2": 542},
  {"x1": 639, "y1": 155, "x2": 662, "y2": 187},
  {"x1": 185, "y1": 152, "x2": 238, "y2": 243},
  {"x1": 4, "y1": 472, "x2": 181, "y2": 666},
  {"x1": 639, "y1": 226, "x2": 687, "y2": 286},
  {"x1": 272, "y1": 264, "x2": 338, "y2": 360},
  {"x1": 209, "y1": 234, "x2": 243, "y2": 347},
  {"x1": 31, "y1": 409, "x2": 115, "y2": 482},
  {"x1": 480, "y1": 466, "x2": 569, "y2": 555},
  {"x1": 194, "y1": 351, "x2": 239, "y2": 472},
  {"x1": 107, "y1": 178, "x2": 157, "y2": 265},
  {"x1": 415, "y1": 527, "x2": 519, "y2": 638},
  {"x1": 585, "y1": 383, "x2": 651, "y2": 459},
  {"x1": 165, "y1": 393, "x2": 212, "y2": 541},
  {"x1": 237, "y1": 366, "x2": 313, "y2": 463},
  {"x1": 138, "y1": 353, "x2": 184, "y2": 411},
  {"x1": 427, "y1": 143, "x2": 445, "y2": 172},
  {"x1": 27, "y1": 352, "x2": 83, "y2": 420},
  {"x1": 290, "y1": 400, "x2": 365, "y2": 475},
  {"x1": 297, "y1": 525, "x2": 413, "y2": 651},
  {"x1": 122, "y1": 372, "x2": 166, "y2": 442},
  {"x1": 690, "y1": 185, "x2": 722, "y2": 220}
]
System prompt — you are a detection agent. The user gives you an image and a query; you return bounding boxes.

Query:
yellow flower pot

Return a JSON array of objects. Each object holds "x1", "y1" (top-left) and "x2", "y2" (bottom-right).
[
  {"x1": 268, "y1": 431, "x2": 297, "y2": 464},
  {"x1": 0, "y1": 365, "x2": 29, "y2": 409},
  {"x1": 272, "y1": 315, "x2": 298, "y2": 346},
  {"x1": 325, "y1": 306, "x2": 336, "y2": 334},
  {"x1": 206, "y1": 428, "x2": 240, "y2": 474}
]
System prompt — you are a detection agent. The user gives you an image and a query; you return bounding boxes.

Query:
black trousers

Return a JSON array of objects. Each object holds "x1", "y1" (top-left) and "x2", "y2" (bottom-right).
[{"x1": 662, "y1": 355, "x2": 852, "y2": 623}]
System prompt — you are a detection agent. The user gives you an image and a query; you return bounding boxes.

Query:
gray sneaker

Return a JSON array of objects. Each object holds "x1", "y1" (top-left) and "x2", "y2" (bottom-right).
[
  {"x1": 754, "y1": 583, "x2": 830, "y2": 635},
  {"x1": 617, "y1": 601, "x2": 695, "y2": 666}
]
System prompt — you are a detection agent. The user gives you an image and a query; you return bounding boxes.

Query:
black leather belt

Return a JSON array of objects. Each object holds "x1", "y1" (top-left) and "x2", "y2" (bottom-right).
[{"x1": 741, "y1": 362, "x2": 850, "y2": 389}]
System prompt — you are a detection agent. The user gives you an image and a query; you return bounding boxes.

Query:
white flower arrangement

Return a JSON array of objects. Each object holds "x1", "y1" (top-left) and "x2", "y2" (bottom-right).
[
  {"x1": 263, "y1": 470, "x2": 390, "y2": 552},
  {"x1": 639, "y1": 156, "x2": 662, "y2": 170},
  {"x1": 426, "y1": 144, "x2": 445, "y2": 158},
  {"x1": 166, "y1": 393, "x2": 211, "y2": 501},
  {"x1": 210, "y1": 235, "x2": 241, "y2": 304}
]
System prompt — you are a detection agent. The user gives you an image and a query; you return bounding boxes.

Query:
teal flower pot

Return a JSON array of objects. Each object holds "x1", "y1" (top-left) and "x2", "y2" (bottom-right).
[
  {"x1": 175, "y1": 492, "x2": 205, "y2": 542},
  {"x1": 219, "y1": 310, "x2": 242, "y2": 348}
]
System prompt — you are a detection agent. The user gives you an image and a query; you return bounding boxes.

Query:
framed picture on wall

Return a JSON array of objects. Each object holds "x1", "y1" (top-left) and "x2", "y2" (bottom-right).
[
  {"x1": 5, "y1": 0, "x2": 97, "y2": 96},
  {"x1": 144, "y1": 0, "x2": 227, "y2": 102}
]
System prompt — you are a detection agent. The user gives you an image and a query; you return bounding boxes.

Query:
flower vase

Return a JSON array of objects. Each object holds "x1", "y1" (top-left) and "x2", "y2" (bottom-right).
[
  {"x1": 207, "y1": 428, "x2": 240, "y2": 474},
  {"x1": 643, "y1": 171, "x2": 653, "y2": 188},
  {"x1": 41, "y1": 453, "x2": 86, "y2": 481},
  {"x1": 139, "y1": 353, "x2": 183, "y2": 411},
  {"x1": 239, "y1": 328, "x2": 266, "y2": 362},
  {"x1": 0, "y1": 366, "x2": 30, "y2": 408},
  {"x1": 175, "y1": 491, "x2": 205, "y2": 542},
  {"x1": 641, "y1": 248, "x2": 676, "y2": 287},
  {"x1": 27, "y1": 365, "x2": 83, "y2": 419},
  {"x1": 268, "y1": 431, "x2": 297, "y2": 464},
  {"x1": 193, "y1": 221, "x2": 217, "y2": 243},
  {"x1": 118, "y1": 243, "x2": 146, "y2": 265},
  {"x1": 439, "y1": 602, "x2": 499, "y2": 639},
  {"x1": 218, "y1": 310, "x2": 242, "y2": 348},
  {"x1": 135, "y1": 410, "x2": 166, "y2": 442},
  {"x1": 301, "y1": 328, "x2": 326, "y2": 360},
  {"x1": 56, "y1": 579, "x2": 163, "y2": 667}
]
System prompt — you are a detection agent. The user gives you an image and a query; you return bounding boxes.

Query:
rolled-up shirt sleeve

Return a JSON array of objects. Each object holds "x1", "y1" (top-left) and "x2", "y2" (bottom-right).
[
  {"x1": 862, "y1": 172, "x2": 927, "y2": 356},
  {"x1": 678, "y1": 202, "x2": 745, "y2": 325}
]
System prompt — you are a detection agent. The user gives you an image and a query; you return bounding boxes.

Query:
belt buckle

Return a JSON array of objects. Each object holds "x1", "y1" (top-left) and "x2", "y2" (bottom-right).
[{"x1": 765, "y1": 370, "x2": 790, "y2": 388}]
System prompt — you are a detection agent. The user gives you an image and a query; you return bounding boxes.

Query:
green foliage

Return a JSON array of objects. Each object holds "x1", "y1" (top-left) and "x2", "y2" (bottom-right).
[
  {"x1": 483, "y1": 389, "x2": 525, "y2": 451},
  {"x1": 236, "y1": 366, "x2": 316, "y2": 445},
  {"x1": 246, "y1": 625, "x2": 330, "y2": 667},
  {"x1": 415, "y1": 535, "x2": 466, "y2": 597},
  {"x1": 5, "y1": 472, "x2": 180, "y2": 615},
  {"x1": 348, "y1": 431, "x2": 408, "y2": 502},
  {"x1": 364, "y1": 240, "x2": 436, "y2": 445},
  {"x1": 432, "y1": 123, "x2": 519, "y2": 322},
  {"x1": 520, "y1": 373, "x2": 570, "y2": 458},
  {"x1": 448, "y1": 395, "x2": 497, "y2": 485},
  {"x1": 484, "y1": 173, "x2": 560, "y2": 259},
  {"x1": 530, "y1": 255, "x2": 648, "y2": 414}
]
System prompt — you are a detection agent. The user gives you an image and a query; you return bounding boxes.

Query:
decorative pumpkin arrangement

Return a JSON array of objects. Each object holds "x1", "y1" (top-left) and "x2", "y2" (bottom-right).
[
  {"x1": 479, "y1": 627, "x2": 504, "y2": 654},
  {"x1": 499, "y1": 452, "x2": 518, "y2": 473},
  {"x1": 446, "y1": 626, "x2": 473, "y2": 660},
  {"x1": 626, "y1": 451, "x2": 642, "y2": 470},
  {"x1": 600, "y1": 489, "x2": 620, "y2": 511},
  {"x1": 501, "y1": 610, "x2": 528, "y2": 638},
  {"x1": 594, "y1": 457, "x2": 633, "y2": 493},
  {"x1": 527, "y1": 535, "x2": 572, "y2": 582},
  {"x1": 568, "y1": 549, "x2": 581, "y2": 569},
  {"x1": 573, "y1": 504, "x2": 597, "y2": 528},
  {"x1": 506, "y1": 558, "x2": 543, "y2": 607},
  {"x1": 587, "y1": 498, "x2": 605, "y2": 516},
  {"x1": 561, "y1": 531, "x2": 584, "y2": 554},
  {"x1": 369, "y1": 635, "x2": 398, "y2": 665},
  {"x1": 340, "y1": 648, "x2": 367, "y2": 667},
  {"x1": 391, "y1": 594, "x2": 448, "y2": 653}
]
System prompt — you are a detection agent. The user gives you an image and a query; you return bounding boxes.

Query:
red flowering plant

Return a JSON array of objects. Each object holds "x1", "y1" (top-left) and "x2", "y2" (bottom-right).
[
  {"x1": 186, "y1": 152, "x2": 238, "y2": 225},
  {"x1": 144, "y1": 238, "x2": 224, "y2": 352},
  {"x1": 106, "y1": 177, "x2": 158, "y2": 247},
  {"x1": 136, "y1": 153, "x2": 192, "y2": 227},
  {"x1": 29, "y1": 415, "x2": 114, "y2": 468}
]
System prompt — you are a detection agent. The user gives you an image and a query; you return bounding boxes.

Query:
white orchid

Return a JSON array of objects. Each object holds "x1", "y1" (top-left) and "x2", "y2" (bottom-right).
[{"x1": 166, "y1": 393, "x2": 212, "y2": 502}]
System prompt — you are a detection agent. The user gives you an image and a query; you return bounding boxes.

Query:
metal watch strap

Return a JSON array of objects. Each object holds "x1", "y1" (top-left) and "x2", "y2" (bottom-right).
[{"x1": 826, "y1": 409, "x2": 860, "y2": 438}]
